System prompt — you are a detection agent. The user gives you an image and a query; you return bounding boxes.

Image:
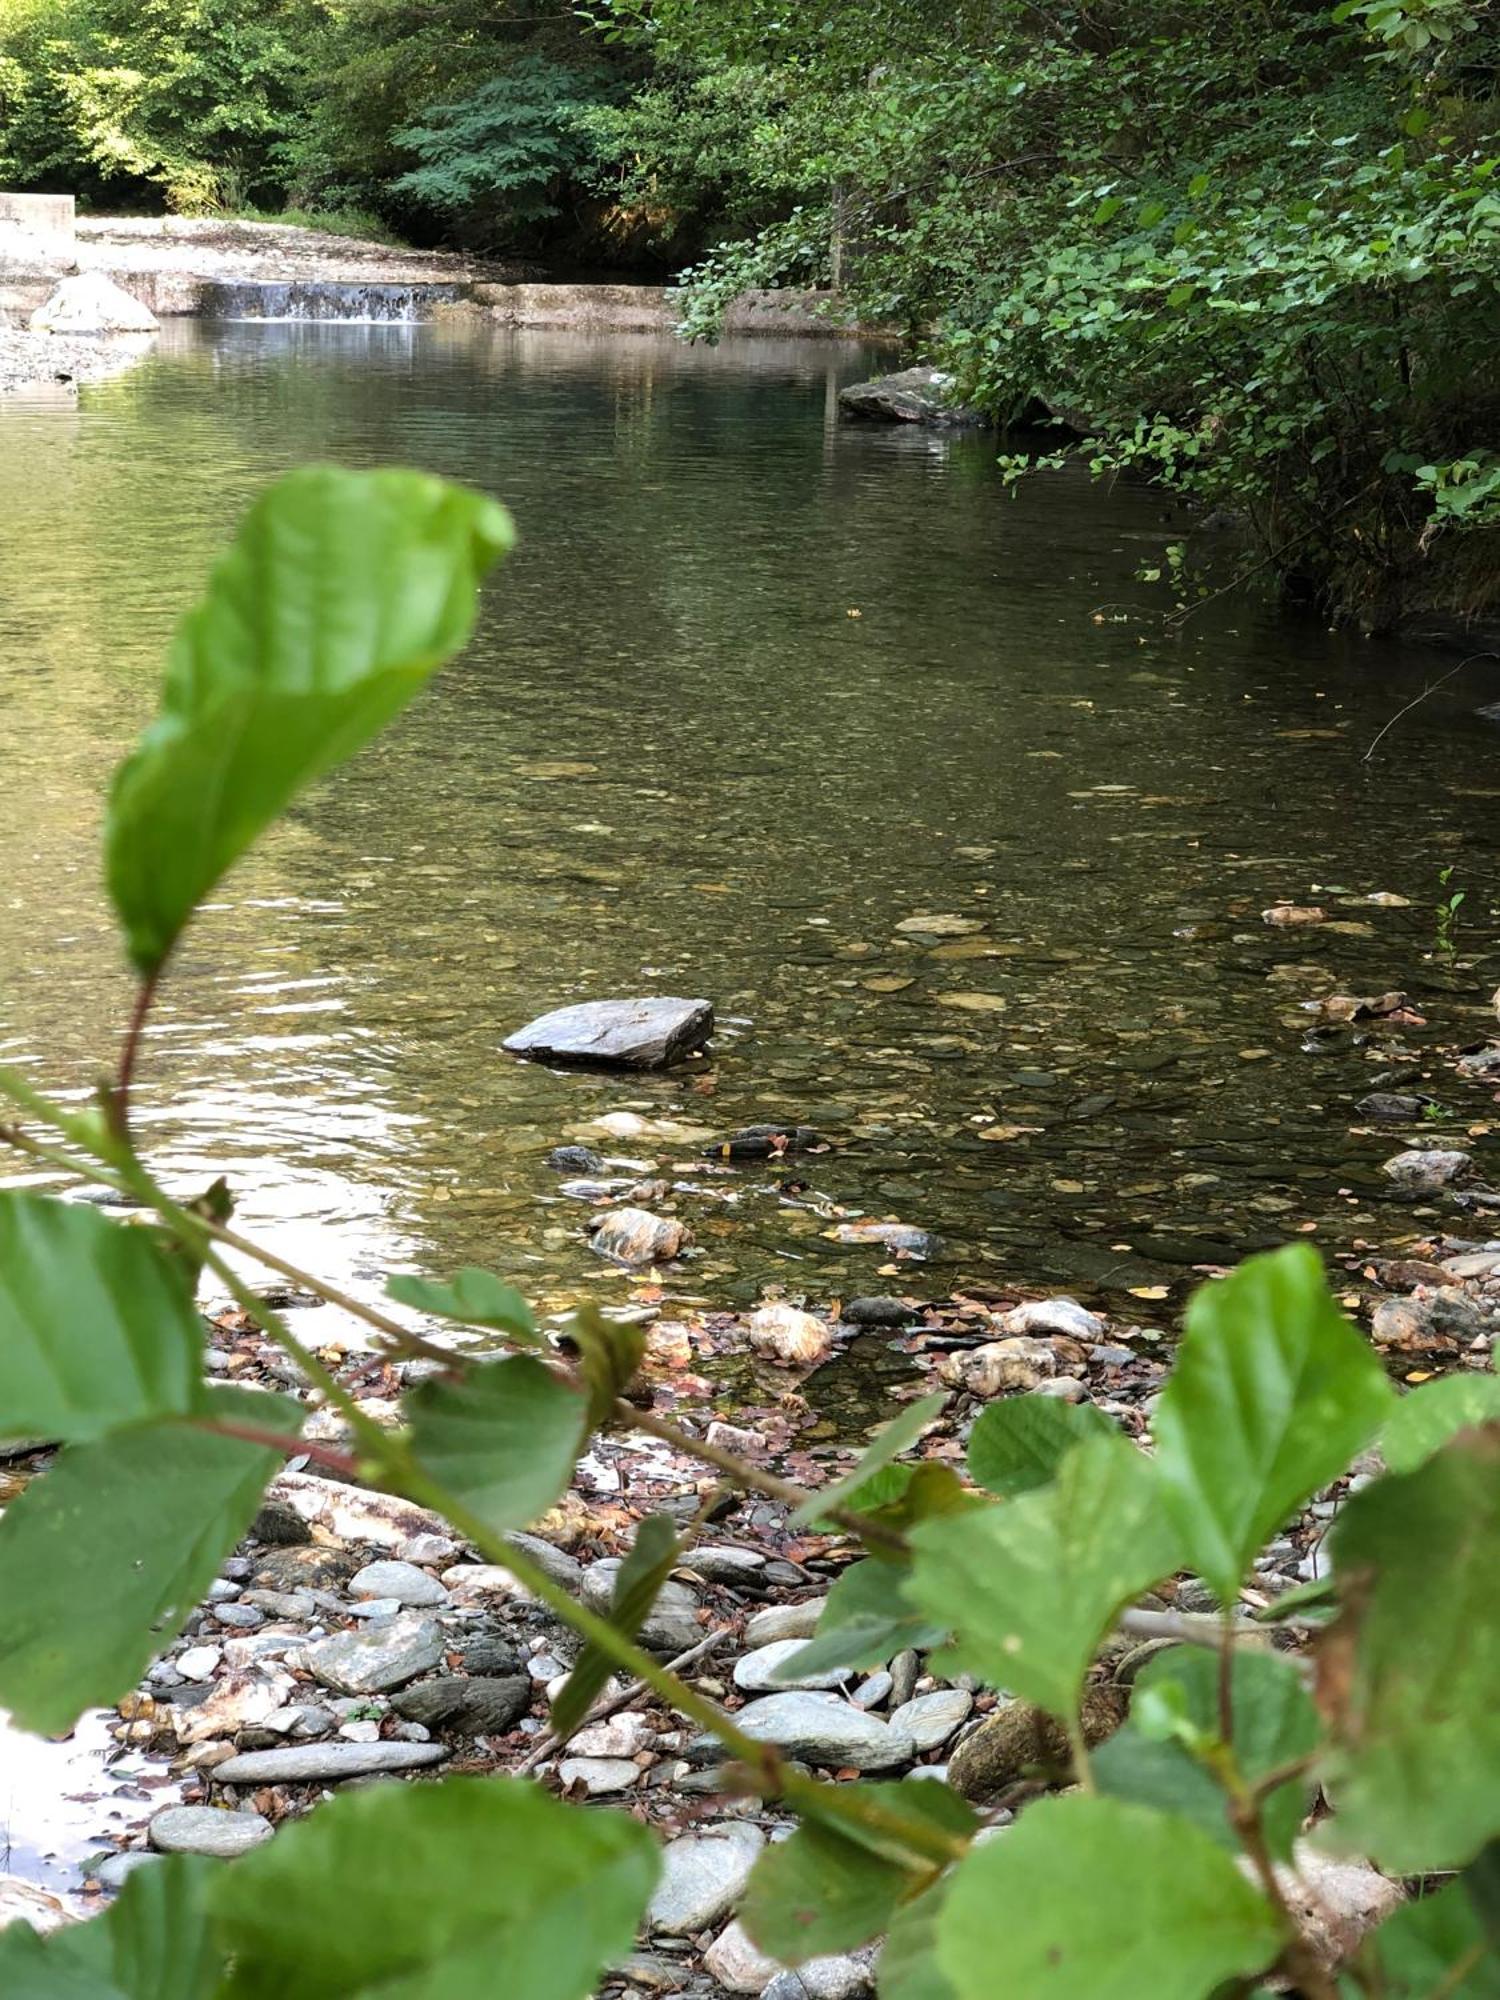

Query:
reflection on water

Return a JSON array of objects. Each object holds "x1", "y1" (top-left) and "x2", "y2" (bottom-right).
[{"x1": 2, "y1": 318, "x2": 1500, "y2": 1337}]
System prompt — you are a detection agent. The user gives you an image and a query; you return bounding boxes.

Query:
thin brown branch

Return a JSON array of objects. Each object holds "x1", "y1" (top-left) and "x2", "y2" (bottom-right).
[{"x1": 189, "y1": 1414, "x2": 359, "y2": 1476}]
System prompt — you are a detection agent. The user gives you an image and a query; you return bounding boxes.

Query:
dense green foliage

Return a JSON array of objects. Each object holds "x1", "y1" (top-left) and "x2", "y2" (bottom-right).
[
  {"x1": 3, "y1": 4, "x2": 1499, "y2": 603},
  {"x1": 0, "y1": 470, "x2": 1499, "y2": 1994}
]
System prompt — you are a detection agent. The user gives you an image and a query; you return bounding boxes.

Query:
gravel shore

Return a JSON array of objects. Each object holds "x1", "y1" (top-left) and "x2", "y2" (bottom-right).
[{"x1": 0, "y1": 325, "x2": 155, "y2": 395}]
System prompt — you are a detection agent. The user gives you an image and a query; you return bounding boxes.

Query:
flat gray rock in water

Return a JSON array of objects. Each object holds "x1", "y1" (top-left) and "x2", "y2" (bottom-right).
[
  {"x1": 503, "y1": 997, "x2": 713, "y2": 1069},
  {"x1": 212, "y1": 1740, "x2": 447, "y2": 1784},
  {"x1": 732, "y1": 1691, "x2": 916, "y2": 1771},
  {"x1": 302, "y1": 1612, "x2": 443, "y2": 1694},
  {"x1": 148, "y1": 1806, "x2": 274, "y2": 1857},
  {"x1": 648, "y1": 1822, "x2": 765, "y2": 1936}
]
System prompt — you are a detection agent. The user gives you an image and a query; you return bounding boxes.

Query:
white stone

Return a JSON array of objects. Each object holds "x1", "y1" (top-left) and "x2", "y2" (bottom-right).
[
  {"x1": 400, "y1": 1533, "x2": 459, "y2": 1567},
  {"x1": 177, "y1": 1644, "x2": 223, "y2": 1681},
  {"x1": 744, "y1": 1599, "x2": 826, "y2": 1647},
  {"x1": 889, "y1": 1689, "x2": 972, "y2": 1752},
  {"x1": 175, "y1": 1668, "x2": 296, "y2": 1746},
  {"x1": 648, "y1": 1823, "x2": 765, "y2": 1935},
  {"x1": 733, "y1": 1692, "x2": 916, "y2": 1771},
  {"x1": 734, "y1": 1640, "x2": 851, "y2": 1693},
  {"x1": 302, "y1": 1613, "x2": 442, "y2": 1695},
  {"x1": 557, "y1": 1755, "x2": 641, "y2": 1795},
  {"x1": 31, "y1": 271, "x2": 158, "y2": 334},
  {"x1": 570, "y1": 1713, "x2": 657, "y2": 1759},
  {"x1": 148, "y1": 1807, "x2": 273, "y2": 1859},
  {"x1": 748, "y1": 1303, "x2": 832, "y2": 1368},
  {"x1": 350, "y1": 1560, "x2": 450, "y2": 1605},
  {"x1": 997, "y1": 1297, "x2": 1105, "y2": 1341},
  {"x1": 704, "y1": 1919, "x2": 782, "y2": 1994}
]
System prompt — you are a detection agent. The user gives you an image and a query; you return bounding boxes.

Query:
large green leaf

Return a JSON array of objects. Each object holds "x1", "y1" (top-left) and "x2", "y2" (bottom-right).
[
  {"x1": 1094, "y1": 1645, "x2": 1319, "y2": 1860},
  {"x1": 208, "y1": 1776, "x2": 659, "y2": 2000},
  {"x1": 878, "y1": 1881, "x2": 959, "y2": 2000},
  {"x1": 792, "y1": 1393, "x2": 947, "y2": 1526},
  {"x1": 1382, "y1": 1372, "x2": 1500, "y2": 1473},
  {"x1": 1151, "y1": 1245, "x2": 1392, "y2": 1605},
  {"x1": 966, "y1": 1395, "x2": 1117, "y2": 1499},
  {"x1": 405, "y1": 1354, "x2": 588, "y2": 1538},
  {"x1": 0, "y1": 1386, "x2": 298, "y2": 1733},
  {"x1": 785, "y1": 1559, "x2": 947, "y2": 1681},
  {"x1": 1319, "y1": 1424, "x2": 1500, "y2": 1871},
  {"x1": 905, "y1": 1437, "x2": 1182, "y2": 1718},
  {"x1": 105, "y1": 466, "x2": 512, "y2": 973},
  {"x1": 387, "y1": 1268, "x2": 541, "y2": 1347},
  {"x1": 0, "y1": 1194, "x2": 205, "y2": 1445},
  {"x1": 551, "y1": 1512, "x2": 680, "y2": 1735},
  {"x1": 0, "y1": 1856, "x2": 218, "y2": 2000},
  {"x1": 1359, "y1": 1879, "x2": 1499, "y2": 1997},
  {"x1": 743, "y1": 1784, "x2": 974, "y2": 1964},
  {"x1": 936, "y1": 1796, "x2": 1284, "y2": 2000}
]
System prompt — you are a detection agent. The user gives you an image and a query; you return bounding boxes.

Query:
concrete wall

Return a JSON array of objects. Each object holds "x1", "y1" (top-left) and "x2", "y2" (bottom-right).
[
  {"x1": 0, "y1": 192, "x2": 76, "y2": 256},
  {"x1": 471, "y1": 282, "x2": 876, "y2": 337}
]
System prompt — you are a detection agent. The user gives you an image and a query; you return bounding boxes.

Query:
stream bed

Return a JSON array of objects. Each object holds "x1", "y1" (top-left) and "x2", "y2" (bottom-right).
[
  {"x1": 4, "y1": 315, "x2": 1500, "y2": 1897},
  {"x1": 3, "y1": 318, "x2": 1498, "y2": 1322}
]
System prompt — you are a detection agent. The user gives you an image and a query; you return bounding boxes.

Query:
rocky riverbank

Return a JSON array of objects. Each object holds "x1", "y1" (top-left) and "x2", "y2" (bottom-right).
[
  {"x1": 0, "y1": 324, "x2": 155, "y2": 395},
  {"x1": 4, "y1": 1181, "x2": 1494, "y2": 1988}
]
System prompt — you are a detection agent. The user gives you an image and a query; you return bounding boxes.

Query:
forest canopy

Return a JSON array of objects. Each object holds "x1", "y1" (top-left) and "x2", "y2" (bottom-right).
[{"x1": 3, "y1": 0, "x2": 1498, "y2": 625}]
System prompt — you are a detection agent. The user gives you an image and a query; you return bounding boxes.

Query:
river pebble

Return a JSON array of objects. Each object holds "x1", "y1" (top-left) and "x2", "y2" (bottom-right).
[
  {"x1": 148, "y1": 1806, "x2": 274, "y2": 1858},
  {"x1": 762, "y1": 1958, "x2": 873, "y2": 2000},
  {"x1": 733, "y1": 1640, "x2": 851, "y2": 1693},
  {"x1": 390, "y1": 1676, "x2": 531, "y2": 1734},
  {"x1": 582, "y1": 1563, "x2": 701, "y2": 1653},
  {"x1": 890, "y1": 1688, "x2": 972, "y2": 1751},
  {"x1": 302, "y1": 1613, "x2": 443, "y2": 1694},
  {"x1": 731, "y1": 1692, "x2": 916, "y2": 1770},
  {"x1": 557, "y1": 1755, "x2": 641, "y2": 1795},
  {"x1": 704, "y1": 1919, "x2": 783, "y2": 1995},
  {"x1": 744, "y1": 1599, "x2": 826, "y2": 1647},
  {"x1": 648, "y1": 1822, "x2": 765, "y2": 1935},
  {"x1": 349, "y1": 1560, "x2": 449, "y2": 1607},
  {"x1": 212, "y1": 1740, "x2": 447, "y2": 1784}
]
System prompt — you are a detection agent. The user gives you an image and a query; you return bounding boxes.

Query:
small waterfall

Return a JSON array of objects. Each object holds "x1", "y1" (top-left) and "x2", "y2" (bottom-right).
[{"x1": 200, "y1": 280, "x2": 465, "y2": 324}]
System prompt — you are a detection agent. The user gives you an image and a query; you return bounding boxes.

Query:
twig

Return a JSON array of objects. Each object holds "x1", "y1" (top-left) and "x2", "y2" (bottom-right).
[
  {"x1": 1362, "y1": 651, "x2": 1498, "y2": 764},
  {"x1": 189, "y1": 1415, "x2": 358, "y2": 1477},
  {"x1": 111, "y1": 966, "x2": 162, "y2": 1140},
  {"x1": 517, "y1": 1629, "x2": 731, "y2": 1774}
]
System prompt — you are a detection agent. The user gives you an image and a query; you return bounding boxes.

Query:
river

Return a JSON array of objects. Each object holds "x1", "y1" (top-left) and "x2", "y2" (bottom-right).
[{"x1": 1, "y1": 316, "x2": 1497, "y2": 1340}]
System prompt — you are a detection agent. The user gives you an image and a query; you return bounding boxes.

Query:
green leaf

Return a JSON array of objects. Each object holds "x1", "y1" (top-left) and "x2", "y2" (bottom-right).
[
  {"x1": 786, "y1": 1559, "x2": 946, "y2": 1680},
  {"x1": 106, "y1": 466, "x2": 513, "y2": 974},
  {"x1": 966, "y1": 1396, "x2": 1116, "y2": 1498},
  {"x1": 1319, "y1": 1425, "x2": 1500, "y2": 1871},
  {"x1": 208, "y1": 1775, "x2": 659, "y2": 1999},
  {"x1": 0, "y1": 1194, "x2": 205, "y2": 1445},
  {"x1": 0, "y1": 1386, "x2": 297, "y2": 1734},
  {"x1": 387, "y1": 1268, "x2": 540, "y2": 1347},
  {"x1": 906, "y1": 1437, "x2": 1182, "y2": 1717},
  {"x1": 1360, "y1": 1879, "x2": 1498, "y2": 1997},
  {"x1": 1152, "y1": 1245, "x2": 1392, "y2": 1605},
  {"x1": 879, "y1": 1880, "x2": 959, "y2": 2000},
  {"x1": 566, "y1": 1303, "x2": 646, "y2": 1425},
  {"x1": 744, "y1": 1784, "x2": 973, "y2": 1964},
  {"x1": 1094, "y1": 1646, "x2": 1319, "y2": 1859},
  {"x1": 0, "y1": 1855, "x2": 220, "y2": 2000},
  {"x1": 936, "y1": 1796, "x2": 1283, "y2": 1999},
  {"x1": 792, "y1": 1393, "x2": 946, "y2": 1526},
  {"x1": 551, "y1": 1512, "x2": 679, "y2": 1735},
  {"x1": 1382, "y1": 1373, "x2": 1500, "y2": 1473},
  {"x1": 406, "y1": 1353, "x2": 588, "y2": 1538}
]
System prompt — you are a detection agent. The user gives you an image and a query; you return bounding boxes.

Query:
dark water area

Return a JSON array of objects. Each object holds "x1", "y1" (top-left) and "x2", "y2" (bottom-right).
[{"x1": 2, "y1": 318, "x2": 1499, "y2": 1341}]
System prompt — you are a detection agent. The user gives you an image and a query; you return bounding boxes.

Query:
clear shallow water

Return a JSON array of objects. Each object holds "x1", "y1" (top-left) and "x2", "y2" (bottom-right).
[{"x1": 2, "y1": 318, "x2": 1500, "y2": 1337}]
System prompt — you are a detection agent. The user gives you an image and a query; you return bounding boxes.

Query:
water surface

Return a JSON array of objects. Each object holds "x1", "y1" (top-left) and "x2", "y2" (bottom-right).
[{"x1": 2, "y1": 318, "x2": 1498, "y2": 1333}]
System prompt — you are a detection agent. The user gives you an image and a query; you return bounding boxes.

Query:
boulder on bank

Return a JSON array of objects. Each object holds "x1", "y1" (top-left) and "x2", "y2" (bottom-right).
[
  {"x1": 838, "y1": 367, "x2": 986, "y2": 426},
  {"x1": 30, "y1": 271, "x2": 158, "y2": 334},
  {"x1": 503, "y1": 996, "x2": 713, "y2": 1068}
]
